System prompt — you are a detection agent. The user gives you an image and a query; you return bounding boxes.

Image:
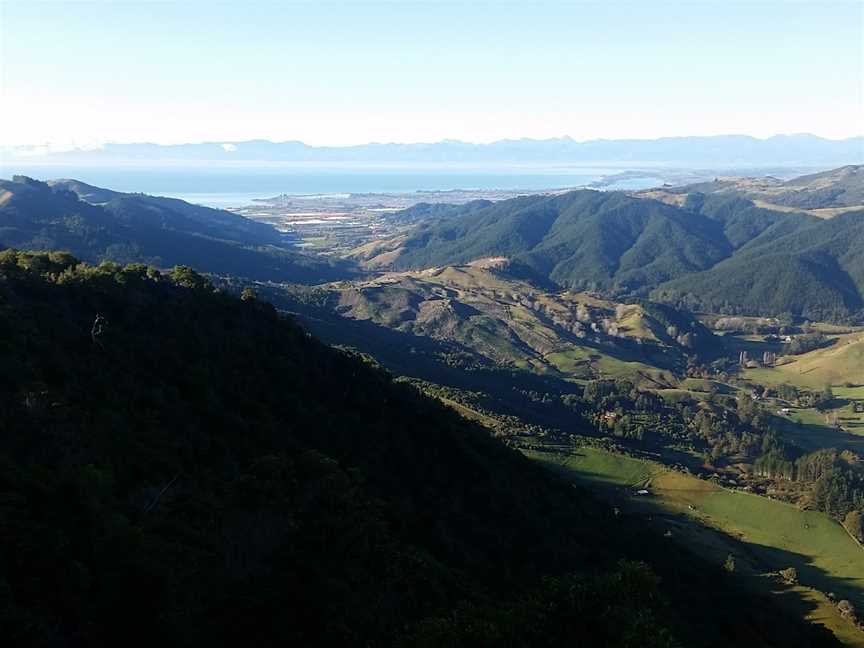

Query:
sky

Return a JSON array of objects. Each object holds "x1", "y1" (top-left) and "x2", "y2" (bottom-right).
[{"x1": 0, "y1": 0, "x2": 862, "y2": 148}]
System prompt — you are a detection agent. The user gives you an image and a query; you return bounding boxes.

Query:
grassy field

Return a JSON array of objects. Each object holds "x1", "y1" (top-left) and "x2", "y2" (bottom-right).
[
  {"x1": 745, "y1": 331, "x2": 864, "y2": 390},
  {"x1": 739, "y1": 330, "x2": 864, "y2": 454},
  {"x1": 543, "y1": 346, "x2": 675, "y2": 385},
  {"x1": 528, "y1": 447, "x2": 864, "y2": 645},
  {"x1": 775, "y1": 412, "x2": 864, "y2": 454},
  {"x1": 750, "y1": 391, "x2": 864, "y2": 453}
]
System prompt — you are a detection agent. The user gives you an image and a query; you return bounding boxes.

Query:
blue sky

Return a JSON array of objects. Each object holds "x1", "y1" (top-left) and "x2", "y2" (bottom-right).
[{"x1": 1, "y1": 0, "x2": 861, "y2": 147}]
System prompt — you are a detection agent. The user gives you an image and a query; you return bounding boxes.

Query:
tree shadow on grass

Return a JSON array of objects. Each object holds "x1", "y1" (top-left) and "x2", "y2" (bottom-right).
[{"x1": 538, "y1": 456, "x2": 864, "y2": 646}]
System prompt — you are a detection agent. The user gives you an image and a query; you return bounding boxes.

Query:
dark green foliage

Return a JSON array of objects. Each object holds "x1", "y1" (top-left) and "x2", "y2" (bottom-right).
[
  {"x1": 0, "y1": 252, "x2": 841, "y2": 647},
  {"x1": 381, "y1": 186, "x2": 863, "y2": 321},
  {"x1": 754, "y1": 444, "x2": 864, "y2": 519},
  {"x1": 844, "y1": 510, "x2": 864, "y2": 542},
  {"x1": 407, "y1": 562, "x2": 678, "y2": 648},
  {"x1": 655, "y1": 210, "x2": 864, "y2": 321},
  {"x1": 389, "y1": 191, "x2": 733, "y2": 294},
  {"x1": 776, "y1": 384, "x2": 800, "y2": 402},
  {"x1": 682, "y1": 192, "x2": 811, "y2": 249},
  {"x1": 812, "y1": 466, "x2": 864, "y2": 519},
  {"x1": 0, "y1": 176, "x2": 351, "y2": 283},
  {"x1": 637, "y1": 300, "x2": 720, "y2": 359}
]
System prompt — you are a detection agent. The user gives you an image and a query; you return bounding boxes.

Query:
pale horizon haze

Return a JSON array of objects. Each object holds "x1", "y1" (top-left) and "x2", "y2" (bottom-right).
[{"x1": 1, "y1": 0, "x2": 862, "y2": 150}]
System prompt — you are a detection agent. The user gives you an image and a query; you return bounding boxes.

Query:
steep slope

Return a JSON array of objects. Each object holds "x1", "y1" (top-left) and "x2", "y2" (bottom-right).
[
  {"x1": 50, "y1": 178, "x2": 282, "y2": 245},
  {"x1": 0, "y1": 176, "x2": 351, "y2": 283},
  {"x1": 680, "y1": 192, "x2": 817, "y2": 248},
  {"x1": 654, "y1": 211, "x2": 864, "y2": 320},
  {"x1": 377, "y1": 190, "x2": 733, "y2": 294},
  {"x1": 0, "y1": 251, "x2": 840, "y2": 647}
]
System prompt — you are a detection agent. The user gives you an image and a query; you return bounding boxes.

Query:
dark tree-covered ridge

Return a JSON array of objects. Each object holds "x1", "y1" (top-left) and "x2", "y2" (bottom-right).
[
  {"x1": 368, "y1": 186, "x2": 863, "y2": 321},
  {"x1": 0, "y1": 251, "x2": 840, "y2": 647}
]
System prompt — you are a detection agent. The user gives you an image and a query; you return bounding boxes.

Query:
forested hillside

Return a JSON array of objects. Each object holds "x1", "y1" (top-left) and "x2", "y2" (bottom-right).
[
  {"x1": 360, "y1": 171, "x2": 863, "y2": 320},
  {"x1": 380, "y1": 191, "x2": 734, "y2": 292},
  {"x1": 0, "y1": 176, "x2": 350, "y2": 283},
  {"x1": 0, "y1": 251, "x2": 839, "y2": 647},
  {"x1": 655, "y1": 210, "x2": 864, "y2": 320}
]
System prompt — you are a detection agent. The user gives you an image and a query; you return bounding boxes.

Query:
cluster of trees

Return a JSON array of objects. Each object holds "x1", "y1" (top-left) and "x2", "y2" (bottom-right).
[
  {"x1": 754, "y1": 444, "x2": 864, "y2": 522},
  {"x1": 760, "y1": 383, "x2": 835, "y2": 410},
  {"x1": 578, "y1": 369, "x2": 864, "y2": 526},
  {"x1": 784, "y1": 332, "x2": 832, "y2": 355},
  {"x1": 579, "y1": 380, "x2": 765, "y2": 458},
  {"x1": 712, "y1": 316, "x2": 785, "y2": 335}
]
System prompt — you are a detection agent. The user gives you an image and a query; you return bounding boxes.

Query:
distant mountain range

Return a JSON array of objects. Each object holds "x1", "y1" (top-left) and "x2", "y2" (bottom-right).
[
  {"x1": 5, "y1": 134, "x2": 863, "y2": 167},
  {"x1": 358, "y1": 166, "x2": 864, "y2": 321},
  {"x1": 0, "y1": 176, "x2": 350, "y2": 283}
]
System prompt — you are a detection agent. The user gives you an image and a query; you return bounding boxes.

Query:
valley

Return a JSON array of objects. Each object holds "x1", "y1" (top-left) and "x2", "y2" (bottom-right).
[
  {"x1": 2, "y1": 163, "x2": 863, "y2": 645},
  {"x1": 529, "y1": 447, "x2": 864, "y2": 646},
  {"x1": 228, "y1": 186, "x2": 574, "y2": 254},
  {"x1": 263, "y1": 166, "x2": 864, "y2": 643},
  {"x1": 5, "y1": 3, "x2": 863, "y2": 645}
]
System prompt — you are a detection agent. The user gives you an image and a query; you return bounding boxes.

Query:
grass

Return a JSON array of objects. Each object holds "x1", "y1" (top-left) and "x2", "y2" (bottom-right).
[
  {"x1": 527, "y1": 446, "x2": 864, "y2": 645},
  {"x1": 346, "y1": 266, "x2": 690, "y2": 386},
  {"x1": 678, "y1": 377, "x2": 734, "y2": 394},
  {"x1": 656, "y1": 388, "x2": 703, "y2": 404},
  {"x1": 435, "y1": 395, "x2": 502, "y2": 430},
  {"x1": 541, "y1": 344, "x2": 674, "y2": 385},
  {"x1": 740, "y1": 330, "x2": 864, "y2": 453},
  {"x1": 745, "y1": 331, "x2": 864, "y2": 390},
  {"x1": 774, "y1": 411, "x2": 864, "y2": 454},
  {"x1": 541, "y1": 447, "x2": 661, "y2": 487}
]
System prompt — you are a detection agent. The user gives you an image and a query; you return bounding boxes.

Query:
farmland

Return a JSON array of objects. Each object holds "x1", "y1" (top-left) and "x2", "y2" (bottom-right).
[
  {"x1": 528, "y1": 446, "x2": 864, "y2": 646},
  {"x1": 744, "y1": 330, "x2": 864, "y2": 390}
]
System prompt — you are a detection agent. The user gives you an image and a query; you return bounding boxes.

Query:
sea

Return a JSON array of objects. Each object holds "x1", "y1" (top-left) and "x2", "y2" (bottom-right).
[{"x1": 0, "y1": 163, "x2": 662, "y2": 208}]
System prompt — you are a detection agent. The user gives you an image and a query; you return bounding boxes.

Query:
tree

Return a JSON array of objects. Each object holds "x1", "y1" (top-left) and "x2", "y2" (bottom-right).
[
  {"x1": 575, "y1": 303, "x2": 590, "y2": 323},
  {"x1": 844, "y1": 510, "x2": 864, "y2": 543},
  {"x1": 170, "y1": 265, "x2": 211, "y2": 290},
  {"x1": 776, "y1": 383, "x2": 798, "y2": 402},
  {"x1": 779, "y1": 567, "x2": 798, "y2": 585},
  {"x1": 838, "y1": 600, "x2": 858, "y2": 624},
  {"x1": 241, "y1": 286, "x2": 258, "y2": 301}
]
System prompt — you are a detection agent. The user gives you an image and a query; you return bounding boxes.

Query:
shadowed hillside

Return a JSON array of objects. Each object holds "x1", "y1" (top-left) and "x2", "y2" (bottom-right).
[
  {"x1": 0, "y1": 250, "x2": 841, "y2": 647},
  {"x1": 0, "y1": 176, "x2": 352, "y2": 283}
]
